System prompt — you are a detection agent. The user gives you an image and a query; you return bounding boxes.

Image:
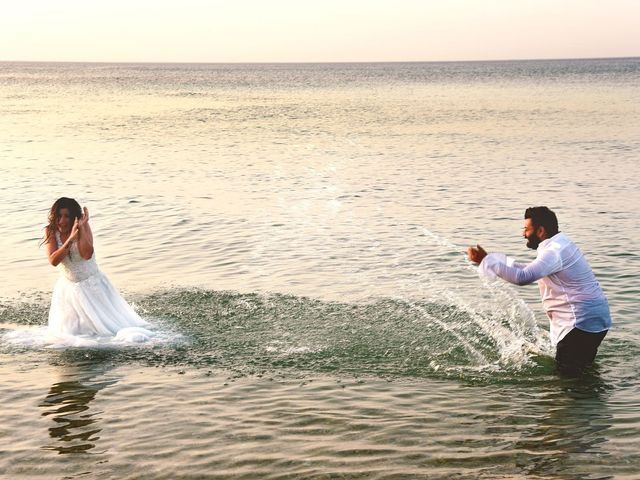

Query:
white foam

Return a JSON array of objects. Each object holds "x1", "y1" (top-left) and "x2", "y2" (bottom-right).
[{"x1": 2, "y1": 324, "x2": 171, "y2": 349}]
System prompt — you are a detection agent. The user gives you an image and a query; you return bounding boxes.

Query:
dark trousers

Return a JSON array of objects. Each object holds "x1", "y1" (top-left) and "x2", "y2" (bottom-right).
[{"x1": 555, "y1": 328, "x2": 607, "y2": 376}]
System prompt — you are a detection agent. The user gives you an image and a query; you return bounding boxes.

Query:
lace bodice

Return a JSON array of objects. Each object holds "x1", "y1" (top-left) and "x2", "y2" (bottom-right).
[{"x1": 55, "y1": 231, "x2": 99, "y2": 282}]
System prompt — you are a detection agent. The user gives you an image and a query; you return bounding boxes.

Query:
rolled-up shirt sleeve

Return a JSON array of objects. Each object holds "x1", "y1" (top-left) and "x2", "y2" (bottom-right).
[{"x1": 478, "y1": 249, "x2": 562, "y2": 286}]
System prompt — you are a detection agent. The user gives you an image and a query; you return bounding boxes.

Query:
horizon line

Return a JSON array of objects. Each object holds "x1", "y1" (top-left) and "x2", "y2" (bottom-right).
[{"x1": 1, "y1": 55, "x2": 638, "y2": 66}]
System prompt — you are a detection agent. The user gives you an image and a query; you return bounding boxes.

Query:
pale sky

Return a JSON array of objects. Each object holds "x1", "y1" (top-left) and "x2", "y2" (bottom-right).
[{"x1": 1, "y1": 0, "x2": 638, "y2": 63}]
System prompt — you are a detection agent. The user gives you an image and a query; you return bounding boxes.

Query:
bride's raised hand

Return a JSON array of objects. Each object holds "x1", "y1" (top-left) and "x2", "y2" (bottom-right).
[
  {"x1": 77, "y1": 207, "x2": 94, "y2": 256},
  {"x1": 78, "y1": 207, "x2": 90, "y2": 228},
  {"x1": 68, "y1": 218, "x2": 80, "y2": 241}
]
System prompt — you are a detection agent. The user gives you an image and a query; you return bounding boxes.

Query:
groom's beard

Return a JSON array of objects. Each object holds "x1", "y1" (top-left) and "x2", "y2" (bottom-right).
[{"x1": 526, "y1": 232, "x2": 541, "y2": 250}]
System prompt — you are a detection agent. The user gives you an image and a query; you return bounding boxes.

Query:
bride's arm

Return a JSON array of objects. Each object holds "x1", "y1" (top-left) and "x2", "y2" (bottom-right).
[
  {"x1": 46, "y1": 225, "x2": 77, "y2": 266},
  {"x1": 77, "y1": 207, "x2": 94, "y2": 260}
]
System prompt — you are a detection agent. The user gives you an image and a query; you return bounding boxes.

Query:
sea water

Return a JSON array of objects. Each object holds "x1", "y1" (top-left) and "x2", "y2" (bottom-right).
[{"x1": 1, "y1": 59, "x2": 639, "y2": 479}]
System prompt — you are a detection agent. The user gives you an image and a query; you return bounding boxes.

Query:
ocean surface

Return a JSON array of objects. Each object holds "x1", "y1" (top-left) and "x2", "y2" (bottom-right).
[{"x1": 1, "y1": 58, "x2": 639, "y2": 479}]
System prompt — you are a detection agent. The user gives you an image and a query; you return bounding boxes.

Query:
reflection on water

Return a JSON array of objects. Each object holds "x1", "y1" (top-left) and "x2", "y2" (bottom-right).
[
  {"x1": 516, "y1": 371, "x2": 613, "y2": 479},
  {"x1": 39, "y1": 355, "x2": 119, "y2": 455}
]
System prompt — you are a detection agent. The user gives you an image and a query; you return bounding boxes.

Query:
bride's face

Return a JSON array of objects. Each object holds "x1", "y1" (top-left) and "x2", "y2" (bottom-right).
[{"x1": 57, "y1": 208, "x2": 72, "y2": 234}]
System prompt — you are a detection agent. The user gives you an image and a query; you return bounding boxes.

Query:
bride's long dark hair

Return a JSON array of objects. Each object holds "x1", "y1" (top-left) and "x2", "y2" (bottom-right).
[{"x1": 42, "y1": 197, "x2": 83, "y2": 246}]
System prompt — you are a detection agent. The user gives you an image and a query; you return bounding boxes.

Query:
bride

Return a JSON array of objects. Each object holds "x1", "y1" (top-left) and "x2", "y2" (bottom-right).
[{"x1": 43, "y1": 197, "x2": 152, "y2": 343}]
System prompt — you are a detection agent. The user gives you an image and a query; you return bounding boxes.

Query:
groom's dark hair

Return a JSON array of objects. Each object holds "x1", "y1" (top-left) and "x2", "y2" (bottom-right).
[{"x1": 525, "y1": 206, "x2": 559, "y2": 237}]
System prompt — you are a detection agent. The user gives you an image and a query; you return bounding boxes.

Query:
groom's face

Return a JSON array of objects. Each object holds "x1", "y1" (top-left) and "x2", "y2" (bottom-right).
[{"x1": 523, "y1": 218, "x2": 542, "y2": 250}]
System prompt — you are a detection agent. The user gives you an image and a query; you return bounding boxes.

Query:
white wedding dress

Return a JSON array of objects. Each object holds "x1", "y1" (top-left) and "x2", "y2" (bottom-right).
[{"x1": 47, "y1": 232, "x2": 152, "y2": 344}]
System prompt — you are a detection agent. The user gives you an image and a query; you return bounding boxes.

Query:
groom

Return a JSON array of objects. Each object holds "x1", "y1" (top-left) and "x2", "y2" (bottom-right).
[{"x1": 467, "y1": 206, "x2": 611, "y2": 376}]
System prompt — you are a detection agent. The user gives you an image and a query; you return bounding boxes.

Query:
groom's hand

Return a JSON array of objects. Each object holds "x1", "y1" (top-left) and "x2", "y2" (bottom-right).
[{"x1": 467, "y1": 244, "x2": 487, "y2": 264}]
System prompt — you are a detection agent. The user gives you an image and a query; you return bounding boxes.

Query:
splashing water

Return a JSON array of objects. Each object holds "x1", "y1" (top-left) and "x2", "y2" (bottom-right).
[{"x1": 1, "y1": 229, "x2": 552, "y2": 382}]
